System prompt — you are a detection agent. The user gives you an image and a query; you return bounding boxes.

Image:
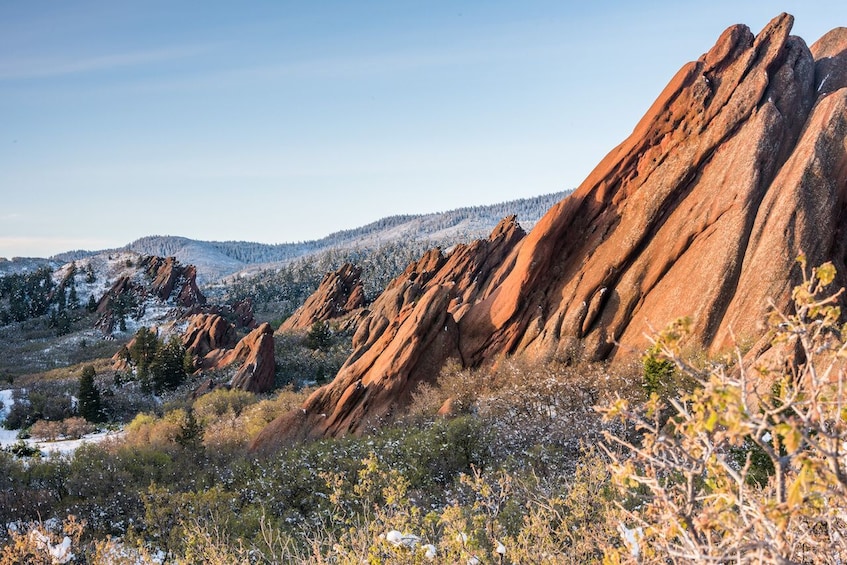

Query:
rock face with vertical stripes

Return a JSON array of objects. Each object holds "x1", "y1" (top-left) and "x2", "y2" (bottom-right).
[{"x1": 253, "y1": 14, "x2": 847, "y2": 448}]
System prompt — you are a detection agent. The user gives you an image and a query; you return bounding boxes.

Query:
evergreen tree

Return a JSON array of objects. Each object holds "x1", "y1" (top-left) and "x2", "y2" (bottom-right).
[
  {"x1": 78, "y1": 365, "x2": 103, "y2": 423},
  {"x1": 176, "y1": 409, "x2": 203, "y2": 449},
  {"x1": 149, "y1": 336, "x2": 188, "y2": 392},
  {"x1": 129, "y1": 326, "x2": 159, "y2": 380},
  {"x1": 86, "y1": 294, "x2": 97, "y2": 312},
  {"x1": 305, "y1": 320, "x2": 332, "y2": 349},
  {"x1": 68, "y1": 284, "x2": 79, "y2": 308},
  {"x1": 85, "y1": 263, "x2": 96, "y2": 284},
  {"x1": 54, "y1": 310, "x2": 71, "y2": 336}
]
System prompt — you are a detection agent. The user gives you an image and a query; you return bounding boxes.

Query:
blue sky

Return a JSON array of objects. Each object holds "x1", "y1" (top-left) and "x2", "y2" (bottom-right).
[{"x1": 2, "y1": 1, "x2": 845, "y2": 258}]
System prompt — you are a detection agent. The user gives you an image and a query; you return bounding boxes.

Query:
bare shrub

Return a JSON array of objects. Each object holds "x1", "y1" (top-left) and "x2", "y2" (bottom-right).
[
  {"x1": 29, "y1": 419, "x2": 64, "y2": 442},
  {"x1": 0, "y1": 515, "x2": 84, "y2": 564},
  {"x1": 62, "y1": 416, "x2": 95, "y2": 440},
  {"x1": 201, "y1": 386, "x2": 311, "y2": 451},
  {"x1": 193, "y1": 388, "x2": 257, "y2": 426},
  {"x1": 123, "y1": 410, "x2": 187, "y2": 448}
]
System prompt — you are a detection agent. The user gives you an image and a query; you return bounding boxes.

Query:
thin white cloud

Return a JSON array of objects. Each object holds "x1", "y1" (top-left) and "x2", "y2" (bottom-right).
[{"x1": 0, "y1": 43, "x2": 217, "y2": 81}]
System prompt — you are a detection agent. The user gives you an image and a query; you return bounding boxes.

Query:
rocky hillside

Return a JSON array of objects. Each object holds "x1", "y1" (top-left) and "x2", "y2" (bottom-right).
[{"x1": 254, "y1": 14, "x2": 847, "y2": 447}]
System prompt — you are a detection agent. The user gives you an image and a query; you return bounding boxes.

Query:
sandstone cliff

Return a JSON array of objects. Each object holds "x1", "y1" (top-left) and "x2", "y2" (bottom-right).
[
  {"x1": 255, "y1": 216, "x2": 525, "y2": 442},
  {"x1": 253, "y1": 14, "x2": 847, "y2": 448}
]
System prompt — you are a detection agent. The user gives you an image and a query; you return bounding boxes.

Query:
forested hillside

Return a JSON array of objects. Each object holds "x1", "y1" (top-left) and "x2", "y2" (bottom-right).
[{"x1": 118, "y1": 191, "x2": 569, "y2": 281}]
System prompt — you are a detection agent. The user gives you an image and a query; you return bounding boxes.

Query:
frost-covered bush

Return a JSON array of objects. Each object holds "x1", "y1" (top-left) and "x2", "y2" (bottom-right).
[
  {"x1": 195, "y1": 386, "x2": 310, "y2": 453},
  {"x1": 28, "y1": 416, "x2": 95, "y2": 441},
  {"x1": 0, "y1": 515, "x2": 83, "y2": 564},
  {"x1": 406, "y1": 357, "x2": 641, "y2": 476},
  {"x1": 63, "y1": 416, "x2": 95, "y2": 439},
  {"x1": 99, "y1": 378, "x2": 161, "y2": 423},
  {"x1": 193, "y1": 388, "x2": 257, "y2": 425},
  {"x1": 274, "y1": 331, "x2": 351, "y2": 386},
  {"x1": 123, "y1": 409, "x2": 201, "y2": 450}
]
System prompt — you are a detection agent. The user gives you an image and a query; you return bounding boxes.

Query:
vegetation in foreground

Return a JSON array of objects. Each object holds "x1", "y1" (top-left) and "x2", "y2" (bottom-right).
[{"x1": 2, "y1": 260, "x2": 847, "y2": 563}]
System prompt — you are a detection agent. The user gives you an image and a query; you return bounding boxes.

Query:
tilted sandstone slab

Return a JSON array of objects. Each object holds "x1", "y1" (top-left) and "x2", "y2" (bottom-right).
[
  {"x1": 220, "y1": 322, "x2": 276, "y2": 393},
  {"x1": 182, "y1": 313, "x2": 239, "y2": 362},
  {"x1": 277, "y1": 263, "x2": 366, "y2": 332},
  {"x1": 253, "y1": 217, "x2": 524, "y2": 445}
]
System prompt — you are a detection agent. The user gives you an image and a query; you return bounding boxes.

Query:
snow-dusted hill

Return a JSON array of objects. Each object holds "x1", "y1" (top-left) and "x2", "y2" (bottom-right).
[
  {"x1": 0, "y1": 190, "x2": 571, "y2": 285},
  {"x1": 0, "y1": 257, "x2": 58, "y2": 276},
  {"x1": 117, "y1": 191, "x2": 570, "y2": 282}
]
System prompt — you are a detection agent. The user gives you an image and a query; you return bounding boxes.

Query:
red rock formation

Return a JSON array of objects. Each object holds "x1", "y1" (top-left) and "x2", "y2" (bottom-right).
[
  {"x1": 182, "y1": 314, "x2": 239, "y2": 362},
  {"x1": 460, "y1": 13, "x2": 847, "y2": 364},
  {"x1": 231, "y1": 298, "x2": 257, "y2": 329},
  {"x1": 141, "y1": 256, "x2": 206, "y2": 307},
  {"x1": 222, "y1": 323, "x2": 276, "y2": 393},
  {"x1": 178, "y1": 316, "x2": 276, "y2": 393},
  {"x1": 252, "y1": 14, "x2": 847, "y2": 448},
  {"x1": 254, "y1": 216, "x2": 524, "y2": 444},
  {"x1": 277, "y1": 263, "x2": 366, "y2": 332},
  {"x1": 95, "y1": 256, "x2": 206, "y2": 334},
  {"x1": 96, "y1": 276, "x2": 135, "y2": 315},
  {"x1": 184, "y1": 299, "x2": 257, "y2": 330}
]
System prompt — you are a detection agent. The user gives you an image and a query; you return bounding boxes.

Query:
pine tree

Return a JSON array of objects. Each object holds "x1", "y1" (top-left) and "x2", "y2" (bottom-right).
[
  {"x1": 176, "y1": 409, "x2": 202, "y2": 449},
  {"x1": 306, "y1": 320, "x2": 332, "y2": 349},
  {"x1": 129, "y1": 326, "x2": 159, "y2": 380},
  {"x1": 78, "y1": 365, "x2": 103, "y2": 423},
  {"x1": 149, "y1": 336, "x2": 187, "y2": 392},
  {"x1": 86, "y1": 294, "x2": 97, "y2": 312},
  {"x1": 68, "y1": 284, "x2": 79, "y2": 308}
]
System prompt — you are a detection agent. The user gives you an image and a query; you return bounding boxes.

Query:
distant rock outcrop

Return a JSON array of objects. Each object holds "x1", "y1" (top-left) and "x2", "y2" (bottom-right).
[
  {"x1": 253, "y1": 14, "x2": 847, "y2": 448},
  {"x1": 183, "y1": 314, "x2": 239, "y2": 361},
  {"x1": 182, "y1": 315, "x2": 276, "y2": 393},
  {"x1": 95, "y1": 255, "x2": 206, "y2": 333},
  {"x1": 277, "y1": 263, "x2": 366, "y2": 332},
  {"x1": 141, "y1": 256, "x2": 206, "y2": 307}
]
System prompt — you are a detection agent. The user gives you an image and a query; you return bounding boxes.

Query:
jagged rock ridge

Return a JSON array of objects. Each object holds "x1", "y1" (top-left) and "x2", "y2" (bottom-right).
[
  {"x1": 277, "y1": 263, "x2": 366, "y2": 332},
  {"x1": 253, "y1": 14, "x2": 847, "y2": 448},
  {"x1": 256, "y1": 216, "x2": 525, "y2": 442},
  {"x1": 184, "y1": 314, "x2": 276, "y2": 393},
  {"x1": 95, "y1": 255, "x2": 206, "y2": 334}
]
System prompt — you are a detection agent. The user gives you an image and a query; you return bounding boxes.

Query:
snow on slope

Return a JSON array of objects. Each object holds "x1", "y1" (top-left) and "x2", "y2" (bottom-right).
[
  {"x1": 7, "y1": 190, "x2": 570, "y2": 285},
  {"x1": 52, "y1": 251, "x2": 192, "y2": 338},
  {"x1": 120, "y1": 190, "x2": 571, "y2": 283}
]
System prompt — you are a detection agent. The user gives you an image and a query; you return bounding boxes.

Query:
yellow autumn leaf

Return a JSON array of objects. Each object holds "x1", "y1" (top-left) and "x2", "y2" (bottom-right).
[
  {"x1": 787, "y1": 474, "x2": 805, "y2": 506},
  {"x1": 817, "y1": 262, "x2": 836, "y2": 286},
  {"x1": 705, "y1": 410, "x2": 719, "y2": 432},
  {"x1": 775, "y1": 423, "x2": 802, "y2": 453}
]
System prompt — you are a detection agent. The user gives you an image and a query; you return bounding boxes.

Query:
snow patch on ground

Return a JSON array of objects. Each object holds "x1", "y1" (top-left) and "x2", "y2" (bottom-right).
[
  {"x1": 0, "y1": 389, "x2": 12, "y2": 422},
  {"x1": 0, "y1": 389, "x2": 122, "y2": 457}
]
